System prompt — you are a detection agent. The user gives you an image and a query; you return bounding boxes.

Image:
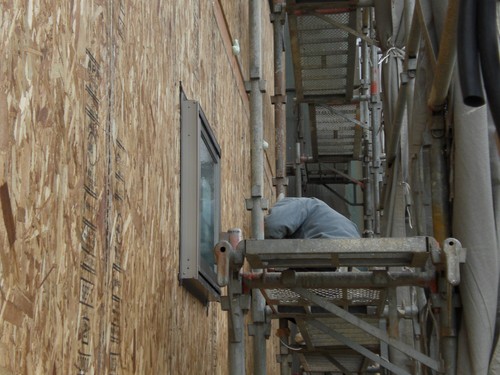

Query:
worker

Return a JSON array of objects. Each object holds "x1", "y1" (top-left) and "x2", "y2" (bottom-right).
[
  {"x1": 265, "y1": 197, "x2": 362, "y2": 322},
  {"x1": 264, "y1": 196, "x2": 360, "y2": 240}
]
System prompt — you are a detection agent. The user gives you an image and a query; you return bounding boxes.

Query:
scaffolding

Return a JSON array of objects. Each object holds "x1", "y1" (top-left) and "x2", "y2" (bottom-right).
[
  {"x1": 215, "y1": 235, "x2": 465, "y2": 374},
  {"x1": 214, "y1": 0, "x2": 500, "y2": 373}
]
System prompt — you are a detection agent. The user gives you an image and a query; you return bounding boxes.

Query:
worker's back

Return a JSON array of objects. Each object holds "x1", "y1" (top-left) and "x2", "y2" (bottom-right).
[{"x1": 264, "y1": 197, "x2": 360, "y2": 239}]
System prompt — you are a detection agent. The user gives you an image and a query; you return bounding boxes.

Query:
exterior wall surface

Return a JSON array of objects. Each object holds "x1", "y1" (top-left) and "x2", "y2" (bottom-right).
[{"x1": 0, "y1": 1, "x2": 278, "y2": 374}]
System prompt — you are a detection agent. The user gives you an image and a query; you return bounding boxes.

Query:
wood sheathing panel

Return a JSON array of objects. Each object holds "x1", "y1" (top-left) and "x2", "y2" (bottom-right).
[{"x1": 0, "y1": 0, "x2": 278, "y2": 374}]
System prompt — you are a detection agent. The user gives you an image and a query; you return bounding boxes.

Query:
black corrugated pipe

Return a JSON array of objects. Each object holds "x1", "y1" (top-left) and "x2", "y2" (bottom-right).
[
  {"x1": 477, "y1": 0, "x2": 500, "y2": 133},
  {"x1": 457, "y1": 0, "x2": 485, "y2": 107}
]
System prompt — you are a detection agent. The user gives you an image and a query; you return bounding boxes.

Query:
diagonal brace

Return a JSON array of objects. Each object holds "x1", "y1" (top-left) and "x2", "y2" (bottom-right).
[
  {"x1": 308, "y1": 319, "x2": 411, "y2": 375},
  {"x1": 294, "y1": 288, "x2": 443, "y2": 372},
  {"x1": 323, "y1": 353, "x2": 352, "y2": 374}
]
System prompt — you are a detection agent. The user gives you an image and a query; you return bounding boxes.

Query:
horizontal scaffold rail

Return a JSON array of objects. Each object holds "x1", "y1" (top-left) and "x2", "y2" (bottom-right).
[
  {"x1": 241, "y1": 237, "x2": 438, "y2": 269},
  {"x1": 242, "y1": 269, "x2": 435, "y2": 290}
]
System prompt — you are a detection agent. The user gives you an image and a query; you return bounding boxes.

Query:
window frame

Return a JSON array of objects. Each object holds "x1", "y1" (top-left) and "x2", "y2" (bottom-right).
[{"x1": 179, "y1": 91, "x2": 221, "y2": 304}]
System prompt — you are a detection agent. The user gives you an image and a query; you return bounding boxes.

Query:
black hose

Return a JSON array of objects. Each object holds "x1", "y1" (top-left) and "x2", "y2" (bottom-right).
[
  {"x1": 457, "y1": 0, "x2": 485, "y2": 107},
  {"x1": 477, "y1": 0, "x2": 500, "y2": 133}
]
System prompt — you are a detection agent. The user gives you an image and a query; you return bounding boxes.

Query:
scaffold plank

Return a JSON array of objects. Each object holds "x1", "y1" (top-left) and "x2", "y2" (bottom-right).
[{"x1": 243, "y1": 237, "x2": 435, "y2": 269}]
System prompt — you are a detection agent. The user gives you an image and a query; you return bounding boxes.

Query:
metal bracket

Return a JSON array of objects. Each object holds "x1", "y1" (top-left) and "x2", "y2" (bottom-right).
[
  {"x1": 442, "y1": 238, "x2": 465, "y2": 285},
  {"x1": 215, "y1": 230, "x2": 248, "y2": 344},
  {"x1": 272, "y1": 176, "x2": 289, "y2": 187},
  {"x1": 214, "y1": 240, "x2": 233, "y2": 287},
  {"x1": 214, "y1": 229, "x2": 246, "y2": 287},
  {"x1": 245, "y1": 79, "x2": 267, "y2": 93},
  {"x1": 228, "y1": 292, "x2": 246, "y2": 343},
  {"x1": 270, "y1": 94, "x2": 287, "y2": 104},
  {"x1": 222, "y1": 277, "x2": 249, "y2": 343},
  {"x1": 245, "y1": 197, "x2": 269, "y2": 211},
  {"x1": 430, "y1": 238, "x2": 465, "y2": 285},
  {"x1": 247, "y1": 321, "x2": 271, "y2": 338},
  {"x1": 247, "y1": 306, "x2": 272, "y2": 339},
  {"x1": 400, "y1": 71, "x2": 410, "y2": 85},
  {"x1": 407, "y1": 56, "x2": 417, "y2": 77}
]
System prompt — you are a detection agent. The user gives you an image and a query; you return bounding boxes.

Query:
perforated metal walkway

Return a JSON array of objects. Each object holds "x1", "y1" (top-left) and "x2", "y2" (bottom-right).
[{"x1": 287, "y1": 1, "x2": 366, "y2": 186}]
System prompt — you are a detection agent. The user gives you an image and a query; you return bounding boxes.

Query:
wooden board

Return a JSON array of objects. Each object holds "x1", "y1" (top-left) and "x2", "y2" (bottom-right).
[{"x1": 0, "y1": 0, "x2": 279, "y2": 374}]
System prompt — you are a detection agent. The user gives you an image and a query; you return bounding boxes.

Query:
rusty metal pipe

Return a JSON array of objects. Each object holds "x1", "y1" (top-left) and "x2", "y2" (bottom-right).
[
  {"x1": 243, "y1": 270, "x2": 435, "y2": 289},
  {"x1": 427, "y1": 0, "x2": 460, "y2": 111}
]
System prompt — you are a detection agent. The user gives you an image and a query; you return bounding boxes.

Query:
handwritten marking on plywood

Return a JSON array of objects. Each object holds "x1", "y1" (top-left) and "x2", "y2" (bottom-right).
[
  {"x1": 106, "y1": 2, "x2": 126, "y2": 372},
  {"x1": 76, "y1": 48, "x2": 101, "y2": 374},
  {"x1": 108, "y1": 138, "x2": 126, "y2": 374}
]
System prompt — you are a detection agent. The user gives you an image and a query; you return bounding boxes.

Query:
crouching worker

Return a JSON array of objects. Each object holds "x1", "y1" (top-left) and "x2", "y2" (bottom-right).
[
  {"x1": 264, "y1": 197, "x2": 360, "y2": 240},
  {"x1": 264, "y1": 197, "x2": 362, "y2": 320},
  {"x1": 264, "y1": 197, "x2": 360, "y2": 272}
]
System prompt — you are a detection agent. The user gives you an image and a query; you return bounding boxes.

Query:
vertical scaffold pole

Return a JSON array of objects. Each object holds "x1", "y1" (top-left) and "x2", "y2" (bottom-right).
[
  {"x1": 271, "y1": 2, "x2": 291, "y2": 373},
  {"x1": 295, "y1": 142, "x2": 302, "y2": 197},
  {"x1": 248, "y1": 1, "x2": 268, "y2": 374},
  {"x1": 227, "y1": 229, "x2": 246, "y2": 375},
  {"x1": 295, "y1": 102, "x2": 305, "y2": 197},
  {"x1": 271, "y1": 0, "x2": 288, "y2": 198},
  {"x1": 428, "y1": 113, "x2": 455, "y2": 374},
  {"x1": 361, "y1": 8, "x2": 374, "y2": 237},
  {"x1": 369, "y1": 9, "x2": 382, "y2": 235}
]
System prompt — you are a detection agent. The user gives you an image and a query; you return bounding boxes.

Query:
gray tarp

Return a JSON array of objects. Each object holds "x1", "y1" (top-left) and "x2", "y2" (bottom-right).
[
  {"x1": 379, "y1": 1, "x2": 500, "y2": 373},
  {"x1": 453, "y1": 92, "x2": 500, "y2": 375}
]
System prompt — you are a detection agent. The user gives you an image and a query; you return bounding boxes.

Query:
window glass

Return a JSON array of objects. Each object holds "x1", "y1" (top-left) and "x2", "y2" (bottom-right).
[{"x1": 200, "y1": 136, "x2": 216, "y2": 268}]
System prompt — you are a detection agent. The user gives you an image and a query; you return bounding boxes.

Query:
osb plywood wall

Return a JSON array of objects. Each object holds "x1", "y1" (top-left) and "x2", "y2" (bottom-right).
[{"x1": 0, "y1": 0, "x2": 278, "y2": 374}]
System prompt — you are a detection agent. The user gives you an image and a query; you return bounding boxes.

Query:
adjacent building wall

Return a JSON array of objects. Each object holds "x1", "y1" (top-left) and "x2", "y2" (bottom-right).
[{"x1": 0, "y1": 1, "x2": 277, "y2": 374}]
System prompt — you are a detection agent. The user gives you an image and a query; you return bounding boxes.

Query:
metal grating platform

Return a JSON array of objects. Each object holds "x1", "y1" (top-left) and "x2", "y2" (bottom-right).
[
  {"x1": 288, "y1": 5, "x2": 364, "y2": 182},
  {"x1": 290, "y1": 9, "x2": 359, "y2": 101},
  {"x1": 312, "y1": 103, "x2": 363, "y2": 161},
  {"x1": 263, "y1": 287, "x2": 383, "y2": 308}
]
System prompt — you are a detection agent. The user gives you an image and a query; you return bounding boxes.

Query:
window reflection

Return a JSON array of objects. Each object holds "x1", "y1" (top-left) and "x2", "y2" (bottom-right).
[{"x1": 200, "y1": 137, "x2": 215, "y2": 269}]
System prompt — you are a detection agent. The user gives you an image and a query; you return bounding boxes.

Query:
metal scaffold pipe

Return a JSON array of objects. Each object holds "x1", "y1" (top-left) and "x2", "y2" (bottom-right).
[
  {"x1": 244, "y1": 271, "x2": 435, "y2": 289},
  {"x1": 249, "y1": 1, "x2": 268, "y2": 374},
  {"x1": 271, "y1": 0, "x2": 287, "y2": 198},
  {"x1": 363, "y1": 135, "x2": 374, "y2": 237},
  {"x1": 370, "y1": 17, "x2": 381, "y2": 236},
  {"x1": 271, "y1": 4, "x2": 290, "y2": 373},
  {"x1": 295, "y1": 142, "x2": 302, "y2": 197},
  {"x1": 361, "y1": 8, "x2": 373, "y2": 237},
  {"x1": 226, "y1": 229, "x2": 246, "y2": 375},
  {"x1": 427, "y1": 0, "x2": 460, "y2": 111},
  {"x1": 249, "y1": 0, "x2": 264, "y2": 240},
  {"x1": 295, "y1": 103, "x2": 305, "y2": 198},
  {"x1": 386, "y1": 7, "x2": 420, "y2": 166}
]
